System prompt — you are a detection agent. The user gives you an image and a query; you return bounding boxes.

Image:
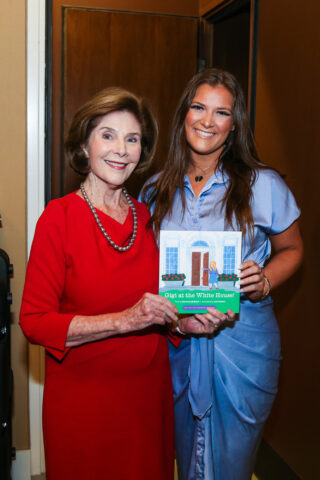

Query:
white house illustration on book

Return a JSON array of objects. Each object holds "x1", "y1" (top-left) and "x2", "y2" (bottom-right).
[{"x1": 159, "y1": 230, "x2": 242, "y2": 290}]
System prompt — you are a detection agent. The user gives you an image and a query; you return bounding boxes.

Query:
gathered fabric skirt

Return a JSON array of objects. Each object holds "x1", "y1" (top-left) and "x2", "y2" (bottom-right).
[{"x1": 169, "y1": 298, "x2": 281, "y2": 480}]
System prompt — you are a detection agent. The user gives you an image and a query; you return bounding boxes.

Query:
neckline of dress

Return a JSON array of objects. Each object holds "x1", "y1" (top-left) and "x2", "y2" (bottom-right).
[{"x1": 73, "y1": 191, "x2": 132, "y2": 227}]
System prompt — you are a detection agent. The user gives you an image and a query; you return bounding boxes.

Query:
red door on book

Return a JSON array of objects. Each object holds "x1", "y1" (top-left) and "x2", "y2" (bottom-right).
[
  {"x1": 192, "y1": 252, "x2": 201, "y2": 286},
  {"x1": 192, "y1": 250, "x2": 209, "y2": 286}
]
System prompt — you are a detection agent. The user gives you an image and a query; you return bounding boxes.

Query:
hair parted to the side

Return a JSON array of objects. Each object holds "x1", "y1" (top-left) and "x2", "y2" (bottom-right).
[
  {"x1": 65, "y1": 87, "x2": 158, "y2": 176},
  {"x1": 142, "y1": 68, "x2": 270, "y2": 239}
]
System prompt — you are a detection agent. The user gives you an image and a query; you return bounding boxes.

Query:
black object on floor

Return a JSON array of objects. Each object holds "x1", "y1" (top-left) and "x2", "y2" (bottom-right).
[{"x1": 0, "y1": 248, "x2": 14, "y2": 480}]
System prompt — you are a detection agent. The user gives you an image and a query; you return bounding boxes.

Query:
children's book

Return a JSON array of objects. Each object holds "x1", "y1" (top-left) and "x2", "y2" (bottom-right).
[{"x1": 159, "y1": 230, "x2": 242, "y2": 314}]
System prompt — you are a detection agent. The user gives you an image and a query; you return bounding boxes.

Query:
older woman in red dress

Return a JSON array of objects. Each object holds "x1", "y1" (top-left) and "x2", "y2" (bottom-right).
[{"x1": 20, "y1": 88, "x2": 177, "y2": 480}]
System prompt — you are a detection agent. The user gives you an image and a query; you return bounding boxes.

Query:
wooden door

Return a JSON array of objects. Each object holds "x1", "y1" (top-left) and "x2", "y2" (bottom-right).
[
  {"x1": 49, "y1": 2, "x2": 198, "y2": 199},
  {"x1": 192, "y1": 252, "x2": 201, "y2": 286},
  {"x1": 203, "y1": 251, "x2": 209, "y2": 285}
]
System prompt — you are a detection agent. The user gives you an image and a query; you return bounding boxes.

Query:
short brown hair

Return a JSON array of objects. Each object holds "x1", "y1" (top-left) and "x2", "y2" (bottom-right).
[{"x1": 65, "y1": 87, "x2": 158, "y2": 175}]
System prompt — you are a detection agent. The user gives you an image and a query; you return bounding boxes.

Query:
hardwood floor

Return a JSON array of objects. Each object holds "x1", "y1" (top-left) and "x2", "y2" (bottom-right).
[
  {"x1": 32, "y1": 470, "x2": 259, "y2": 479},
  {"x1": 173, "y1": 462, "x2": 259, "y2": 479}
]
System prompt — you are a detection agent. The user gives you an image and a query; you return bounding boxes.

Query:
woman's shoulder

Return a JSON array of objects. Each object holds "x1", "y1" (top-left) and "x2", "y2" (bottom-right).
[
  {"x1": 254, "y1": 167, "x2": 282, "y2": 183},
  {"x1": 143, "y1": 172, "x2": 161, "y2": 185},
  {"x1": 142, "y1": 173, "x2": 160, "y2": 190},
  {"x1": 37, "y1": 192, "x2": 78, "y2": 227},
  {"x1": 138, "y1": 172, "x2": 161, "y2": 203},
  {"x1": 251, "y1": 167, "x2": 300, "y2": 230},
  {"x1": 253, "y1": 167, "x2": 292, "y2": 195}
]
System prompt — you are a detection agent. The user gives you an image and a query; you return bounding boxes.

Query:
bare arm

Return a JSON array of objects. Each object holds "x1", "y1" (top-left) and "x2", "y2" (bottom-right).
[
  {"x1": 240, "y1": 220, "x2": 303, "y2": 300},
  {"x1": 66, "y1": 292, "x2": 178, "y2": 347}
]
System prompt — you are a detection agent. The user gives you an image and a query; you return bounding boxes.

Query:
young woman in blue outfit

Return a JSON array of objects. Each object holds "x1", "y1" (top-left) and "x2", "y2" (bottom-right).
[{"x1": 142, "y1": 69, "x2": 303, "y2": 480}]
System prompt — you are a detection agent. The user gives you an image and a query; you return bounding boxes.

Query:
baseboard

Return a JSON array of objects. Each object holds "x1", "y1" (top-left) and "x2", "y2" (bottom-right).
[
  {"x1": 12, "y1": 450, "x2": 31, "y2": 480},
  {"x1": 12, "y1": 441, "x2": 300, "y2": 480},
  {"x1": 254, "y1": 439, "x2": 301, "y2": 480}
]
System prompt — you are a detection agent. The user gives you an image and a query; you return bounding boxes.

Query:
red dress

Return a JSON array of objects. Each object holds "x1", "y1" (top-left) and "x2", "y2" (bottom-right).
[{"x1": 20, "y1": 193, "x2": 174, "y2": 480}]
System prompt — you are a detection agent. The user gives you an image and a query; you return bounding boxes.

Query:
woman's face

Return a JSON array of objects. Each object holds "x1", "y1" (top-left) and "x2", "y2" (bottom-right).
[
  {"x1": 185, "y1": 83, "x2": 234, "y2": 164},
  {"x1": 85, "y1": 110, "x2": 142, "y2": 188}
]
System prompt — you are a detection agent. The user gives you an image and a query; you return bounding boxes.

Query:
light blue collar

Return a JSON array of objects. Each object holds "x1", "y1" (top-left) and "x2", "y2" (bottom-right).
[{"x1": 184, "y1": 166, "x2": 229, "y2": 196}]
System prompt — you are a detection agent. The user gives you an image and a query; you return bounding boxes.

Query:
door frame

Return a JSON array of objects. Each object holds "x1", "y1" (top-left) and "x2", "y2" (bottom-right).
[
  {"x1": 201, "y1": 0, "x2": 259, "y2": 130},
  {"x1": 27, "y1": 0, "x2": 46, "y2": 475}
]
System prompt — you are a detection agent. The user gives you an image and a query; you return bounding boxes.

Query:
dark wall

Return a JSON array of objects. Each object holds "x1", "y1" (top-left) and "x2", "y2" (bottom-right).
[{"x1": 254, "y1": 1, "x2": 320, "y2": 478}]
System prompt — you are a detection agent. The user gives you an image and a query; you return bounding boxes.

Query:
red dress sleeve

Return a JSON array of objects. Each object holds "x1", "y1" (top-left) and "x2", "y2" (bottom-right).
[{"x1": 20, "y1": 201, "x2": 74, "y2": 361}]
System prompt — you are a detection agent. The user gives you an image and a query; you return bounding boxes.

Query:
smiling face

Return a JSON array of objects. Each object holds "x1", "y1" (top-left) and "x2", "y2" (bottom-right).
[
  {"x1": 185, "y1": 83, "x2": 235, "y2": 167},
  {"x1": 85, "y1": 110, "x2": 142, "y2": 189}
]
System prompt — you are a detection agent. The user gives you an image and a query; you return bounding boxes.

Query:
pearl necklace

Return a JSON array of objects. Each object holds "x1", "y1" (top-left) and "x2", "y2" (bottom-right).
[{"x1": 80, "y1": 183, "x2": 138, "y2": 252}]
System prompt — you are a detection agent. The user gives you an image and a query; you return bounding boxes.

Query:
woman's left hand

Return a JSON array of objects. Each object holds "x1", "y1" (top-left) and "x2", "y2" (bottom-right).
[
  {"x1": 239, "y1": 260, "x2": 267, "y2": 301},
  {"x1": 178, "y1": 308, "x2": 236, "y2": 335}
]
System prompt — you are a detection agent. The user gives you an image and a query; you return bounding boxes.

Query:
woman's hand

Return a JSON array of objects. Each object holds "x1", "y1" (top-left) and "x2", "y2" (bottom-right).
[
  {"x1": 239, "y1": 222, "x2": 303, "y2": 302},
  {"x1": 177, "y1": 308, "x2": 235, "y2": 335},
  {"x1": 239, "y1": 260, "x2": 267, "y2": 301},
  {"x1": 120, "y1": 292, "x2": 178, "y2": 334},
  {"x1": 66, "y1": 293, "x2": 178, "y2": 346}
]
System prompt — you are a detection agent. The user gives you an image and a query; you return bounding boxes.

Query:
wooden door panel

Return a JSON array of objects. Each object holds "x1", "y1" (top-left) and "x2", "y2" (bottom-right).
[
  {"x1": 51, "y1": 3, "x2": 198, "y2": 198},
  {"x1": 203, "y1": 251, "x2": 209, "y2": 285},
  {"x1": 192, "y1": 252, "x2": 201, "y2": 286}
]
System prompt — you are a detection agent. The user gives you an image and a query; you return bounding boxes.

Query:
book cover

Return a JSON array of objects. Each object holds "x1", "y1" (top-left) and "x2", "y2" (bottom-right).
[{"x1": 159, "y1": 230, "x2": 242, "y2": 314}]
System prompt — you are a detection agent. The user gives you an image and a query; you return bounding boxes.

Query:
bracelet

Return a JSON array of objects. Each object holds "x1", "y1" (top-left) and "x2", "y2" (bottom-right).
[
  {"x1": 175, "y1": 325, "x2": 186, "y2": 336},
  {"x1": 260, "y1": 274, "x2": 271, "y2": 301},
  {"x1": 170, "y1": 320, "x2": 186, "y2": 336}
]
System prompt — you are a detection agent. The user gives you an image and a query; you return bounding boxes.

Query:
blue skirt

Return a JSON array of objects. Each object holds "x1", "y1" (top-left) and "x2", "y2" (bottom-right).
[{"x1": 169, "y1": 297, "x2": 281, "y2": 480}]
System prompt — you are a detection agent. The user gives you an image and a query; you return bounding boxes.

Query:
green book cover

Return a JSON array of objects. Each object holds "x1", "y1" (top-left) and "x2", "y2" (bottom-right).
[{"x1": 159, "y1": 230, "x2": 242, "y2": 314}]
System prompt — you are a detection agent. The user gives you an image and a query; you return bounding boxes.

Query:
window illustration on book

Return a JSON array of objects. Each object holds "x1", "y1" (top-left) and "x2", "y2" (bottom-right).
[{"x1": 159, "y1": 230, "x2": 242, "y2": 313}]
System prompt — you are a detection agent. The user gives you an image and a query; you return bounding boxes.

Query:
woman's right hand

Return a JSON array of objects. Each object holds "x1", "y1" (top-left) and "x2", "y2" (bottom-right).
[
  {"x1": 120, "y1": 292, "x2": 178, "y2": 334},
  {"x1": 178, "y1": 308, "x2": 235, "y2": 335}
]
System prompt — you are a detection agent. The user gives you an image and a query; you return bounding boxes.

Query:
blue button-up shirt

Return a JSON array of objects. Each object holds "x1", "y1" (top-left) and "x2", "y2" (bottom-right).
[{"x1": 159, "y1": 168, "x2": 300, "y2": 267}]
